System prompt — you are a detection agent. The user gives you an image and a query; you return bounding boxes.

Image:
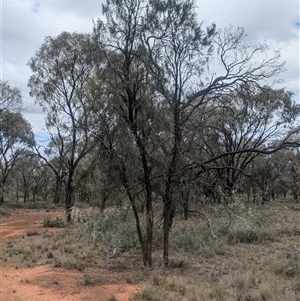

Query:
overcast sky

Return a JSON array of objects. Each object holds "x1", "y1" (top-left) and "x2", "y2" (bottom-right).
[{"x1": 1, "y1": 0, "x2": 299, "y2": 143}]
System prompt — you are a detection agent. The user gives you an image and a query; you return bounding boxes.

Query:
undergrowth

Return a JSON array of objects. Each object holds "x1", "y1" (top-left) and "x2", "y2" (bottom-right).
[{"x1": 1, "y1": 199, "x2": 300, "y2": 300}]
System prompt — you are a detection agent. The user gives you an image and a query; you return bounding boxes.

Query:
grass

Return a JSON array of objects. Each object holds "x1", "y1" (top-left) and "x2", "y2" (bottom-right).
[
  {"x1": 1, "y1": 199, "x2": 300, "y2": 300},
  {"x1": 43, "y1": 216, "x2": 67, "y2": 228},
  {"x1": 0, "y1": 206, "x2": 11, "y2": 217}
]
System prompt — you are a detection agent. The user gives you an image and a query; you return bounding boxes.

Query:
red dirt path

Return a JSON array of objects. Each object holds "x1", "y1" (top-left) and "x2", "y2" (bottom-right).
[{"x1": 0, "y1": 209, "x2": 138, "y2": 301}]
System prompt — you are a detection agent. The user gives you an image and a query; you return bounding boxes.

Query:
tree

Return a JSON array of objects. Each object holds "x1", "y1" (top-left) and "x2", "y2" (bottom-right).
[
  {"x1": 191, "y1": 86, "x2": 300, "y2": 203},
  {"x1": 0, "y1": 80, "x2": 23, "y2": 113},
  {"x1": 28, "y1": 32, "x2": 101, "y2": 221},
  {"x1": 0, "y1": 110, "x2": 35, "y2": 202},
  {"x1": 94, "y1": 0, "x2": 215, "y2": 266},
  {"x1": 93, "y1": 0, "x2": 300, "y2": 267},
  {"x1": 93, "y1": 0, "x2": 160, "y2": 266},
  {"x1": 35, "y1": 134, "x2": 68, "y2": 205}
]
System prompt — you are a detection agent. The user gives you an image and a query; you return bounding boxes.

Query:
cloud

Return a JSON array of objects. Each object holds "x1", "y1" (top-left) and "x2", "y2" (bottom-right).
[
  {"x1": 39, "y1": 0, "x2": 103, "y2": 19},
  {"x1": 197, "y1": 0, "x2": 299, "y2": 41},
  {"x1": 1, "y1": 0, "x2": 299, "y2": 138},
  {"x1": 197, "y1": 0, "x2": 299, "y2": 94},
  {"x1": 2, "y1": 0, "x2": 103, "y2": 131}
]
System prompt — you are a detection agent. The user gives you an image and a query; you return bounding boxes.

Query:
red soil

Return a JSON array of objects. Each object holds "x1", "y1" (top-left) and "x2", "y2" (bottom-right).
[{"x1": 0, "y1": 209, "x2": 138, "y2": 301}]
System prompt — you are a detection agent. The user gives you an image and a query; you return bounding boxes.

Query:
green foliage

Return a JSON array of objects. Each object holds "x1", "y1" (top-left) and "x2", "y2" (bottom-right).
[{"x1": 169, "y1": 222, "x2": 226, "y2": 258}]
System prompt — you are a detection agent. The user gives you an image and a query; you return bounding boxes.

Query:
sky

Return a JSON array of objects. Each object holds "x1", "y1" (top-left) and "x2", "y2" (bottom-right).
[{"x1": 1, "y1": 0, "x2": 299, "y2": 143}]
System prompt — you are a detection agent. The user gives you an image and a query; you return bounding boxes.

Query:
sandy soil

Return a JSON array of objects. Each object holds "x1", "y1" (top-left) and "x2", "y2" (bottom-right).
[{"x1": 0, "y1": 209, "x2": 138, "y2": 301}]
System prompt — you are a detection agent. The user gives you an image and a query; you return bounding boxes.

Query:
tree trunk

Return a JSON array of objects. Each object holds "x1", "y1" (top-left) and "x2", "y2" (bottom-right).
[
  {"x1": 130, "y1": 195, "x2": 147, "y2": 266},
  {"x1": 182, "y1": 197, "x2": 189, "y2": 220},
  {"x1": 65, "y1": 173, "x2": 75, "y2": 222},
  {"x1": 123, "y1": 177, "x2": 148, "y2": 266},
  {"x1": 163, "y1": 197, "x2": 176, "y2": 266},
  {"x1": 145, "y1": 190, "x2": 153, "y2": 267},
  {"x1": 53, "y1": 175, "x2": 63, "y2": 204},
  {"x1": 0, "y1": 191, "x2": 4, "y2": 203}
]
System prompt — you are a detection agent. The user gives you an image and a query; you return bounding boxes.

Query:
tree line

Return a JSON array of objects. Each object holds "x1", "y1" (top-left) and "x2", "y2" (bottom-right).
[{"x1": 1, "y1": 0, "x2": 300, "y2": 266}]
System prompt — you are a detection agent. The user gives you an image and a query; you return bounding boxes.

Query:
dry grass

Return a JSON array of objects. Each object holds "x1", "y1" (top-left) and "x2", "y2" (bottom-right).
[{"x1": 1, "y1": 200, "x2": 300, "y2": 300}]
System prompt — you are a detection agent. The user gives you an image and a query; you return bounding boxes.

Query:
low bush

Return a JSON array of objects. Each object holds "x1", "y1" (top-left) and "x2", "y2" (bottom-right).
[
  {"x1": 43, "y1": 217, "x2": 67, "y2": 228},
  {"x1": 274, "y1": 259, "x2": 300, "y2": 278},
  {"x1": 226, "y1": 228, "x2": 276, "y2": 244},
  {"x1": 0, "y1": 207, "x2": 11, "y2": 217}
]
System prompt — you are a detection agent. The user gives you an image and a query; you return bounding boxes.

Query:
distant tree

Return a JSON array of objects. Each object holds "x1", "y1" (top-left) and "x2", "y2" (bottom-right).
[
  {"x1": 191, "y1": 86, "x2": 300, "y2": 203},
  {"x1": 28, "y1": 32, "x2": 102, "y2": 221},
  {"x1": 35, "y1": 132, "x2": 69, "y2": 205},
  {"x1": 0, "y1": 80, "x2": 23, "y2": 113},
  {"x1": 0, "y1": 110, "x2": 35, "y2": 202}
]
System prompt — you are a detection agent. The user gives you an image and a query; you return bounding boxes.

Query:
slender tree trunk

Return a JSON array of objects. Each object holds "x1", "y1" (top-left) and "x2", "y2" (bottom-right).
[
  {"x1": 121, "y1": 165, "x2": 148, "y2": 266},
  {"x1": 182, "y1": 195, "x2": 189, "y2": 220},
  {"x1": 130, "y1": 108, "x2": 154, "y2": 266},
  {"x1": 145, "y1": 189, "x2": 153, "y2": 266},
  {"x1": 0, "y1": 181, "x2": 4, "y2": 203},
  {"x1": 129, "y1": 192, "x2": 147, "y2": 266},
  {"x1": 162, "y1": 104, "x2": 181, "y2": 266},
  {"x1": 163, "y1": 197, "x2": 175, "y2": 266},
  {"x1": 101, "y1": 186, "x2": 109, "y2": 212},
  {"x1": 65, "y1": 171, "x2": 75, "y2": 222},
  {"x1": 53, "y1": 175, "x2": 63, "y2": 205},
  {"x1": 16, "y1": 190, "x2": 19, "y2": 203}
]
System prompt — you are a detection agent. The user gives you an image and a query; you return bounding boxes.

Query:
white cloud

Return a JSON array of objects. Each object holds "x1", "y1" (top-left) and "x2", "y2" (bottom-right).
[
  {"x1": 197, "y1": 0, "x2": 299, "y2": 40},
  {"x1": 1, "y1": 0, "x2": 299, "y2": 138}
]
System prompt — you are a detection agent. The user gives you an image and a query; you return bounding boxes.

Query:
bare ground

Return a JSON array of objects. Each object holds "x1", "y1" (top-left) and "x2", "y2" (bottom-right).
[{"x1": 0, "y1": 209, "x2": 138, "y2": 301}]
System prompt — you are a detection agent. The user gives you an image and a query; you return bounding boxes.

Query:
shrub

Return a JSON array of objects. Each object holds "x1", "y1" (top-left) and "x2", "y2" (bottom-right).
[
  {"x1": 226, "y1": 228, "x2": 276, "y2": 244},
  {"x1": 274, "y1": 259, "x2": 300, "y2": 278},
  {"x1": 43, "y1": 217, "x2": 67, "y2": 228},
  {"x1": 75, "y1": 209, "x2": 141, "y2": 251},
  {"x1": 0, "y1": 207, "x2": 11, "y2": 217},
  {"x1": 26, "y1": 230, "x2": 39, "y2": 236}
]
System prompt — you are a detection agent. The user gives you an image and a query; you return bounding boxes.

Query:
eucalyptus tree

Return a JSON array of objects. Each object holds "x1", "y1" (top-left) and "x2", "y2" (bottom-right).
[
  {"x1": 93, "y1": 0, "x2": 173, "y2": 266},
  {"x1": 285, "y1": 151, "x2": 300, "y2": 203},
  {"x1": 28, "y1": 32, "x2": 102, "y2": 221},
  {"x1": 191, "y1": 86, "x2": 300, "y2": 203},
  {"x1": 35, "y1": 133, "x2": 69, "y2": 205},
  {"x1": 94, "y1": 0, "x2": 300, "y2": 266},
  {"x1": 0, "y1": 81, "x2": 35, "y2": 202},
  {"x1": 0, "y1": 110, "x2": 35, "y2": 202},
  {"x1": 141, "y1": 1, "x2": 295, "y2": 265},
  {"x1": 0, "y1": 80, "x2": 23, "y2": 113},
  {"x1": 93, "y1": 0, "x2": 215, "y2": 266},
  {"x1": 10, "y1": 153, "x2": 43, "y2": 203}
]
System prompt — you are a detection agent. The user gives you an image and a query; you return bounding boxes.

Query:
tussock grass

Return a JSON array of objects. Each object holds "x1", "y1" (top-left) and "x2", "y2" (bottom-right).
[
  {"x1": 43, "y1": 216, "x2": 67, "y2": 228},
  {"x1": 0, "y1": 206, "x2": 11, "y2": 217},
  {"x1": 226, "y1": 228, "x2": 276, "y2": 244}
]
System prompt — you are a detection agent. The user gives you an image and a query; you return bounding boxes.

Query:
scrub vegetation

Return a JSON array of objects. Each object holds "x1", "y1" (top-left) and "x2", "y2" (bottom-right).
[{"x1": 1, "y1": 0, "x2": 300, "y2": 299}]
